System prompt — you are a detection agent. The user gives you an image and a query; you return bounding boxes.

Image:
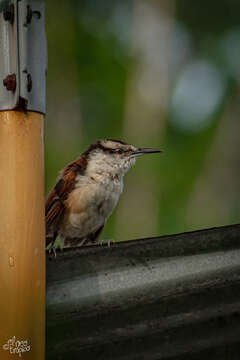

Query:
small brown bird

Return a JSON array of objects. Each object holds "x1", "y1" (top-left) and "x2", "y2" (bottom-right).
[{"x1": 46, "y1": 139, "x2": 163, "y2": 253}]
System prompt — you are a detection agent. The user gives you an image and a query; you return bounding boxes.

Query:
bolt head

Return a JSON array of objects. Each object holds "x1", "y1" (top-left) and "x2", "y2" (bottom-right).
[
  {"x1": 3, "y1": 74, "x2": 16, "y2": 92},
  {"x1": 3, "y1": 4, "x2": 14, "y2": 24}
]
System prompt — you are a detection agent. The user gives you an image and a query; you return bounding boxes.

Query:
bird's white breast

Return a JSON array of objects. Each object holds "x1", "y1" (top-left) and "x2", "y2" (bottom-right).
[{"x1": 61, "y1": 174, "x2": 123, "y2": 238}]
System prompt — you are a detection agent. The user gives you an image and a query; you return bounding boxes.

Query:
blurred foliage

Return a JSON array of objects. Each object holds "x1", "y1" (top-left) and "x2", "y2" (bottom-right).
[
  {"x1": 74, "y1": 1, "x2": 132, "y2": 141},
  {"x1": 45, "y1": 0, "x2": 240, "y2": 240}
]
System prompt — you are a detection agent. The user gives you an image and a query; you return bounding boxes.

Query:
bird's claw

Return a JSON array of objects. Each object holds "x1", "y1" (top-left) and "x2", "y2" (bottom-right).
[{"x1": 99, "y1": 238, "x2": 116, "y2": 247}]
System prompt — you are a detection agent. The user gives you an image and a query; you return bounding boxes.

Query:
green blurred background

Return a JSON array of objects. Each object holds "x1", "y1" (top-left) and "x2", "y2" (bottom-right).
[{"x1": 45, "y1": 0, "x2": 240, "y2": 241}]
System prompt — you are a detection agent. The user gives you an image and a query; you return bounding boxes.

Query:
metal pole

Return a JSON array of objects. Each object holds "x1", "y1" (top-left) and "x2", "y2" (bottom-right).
[{"x1": 0, "y1": 1, "x2": 47, "y2": 359}]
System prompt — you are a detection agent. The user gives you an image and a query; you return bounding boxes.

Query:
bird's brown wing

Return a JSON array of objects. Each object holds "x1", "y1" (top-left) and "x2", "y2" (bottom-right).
[
  {"x1": 45, "y1": 160, "x2": 86, "y2": 247},
  {"x1": 45, "y1": 182, "x2": 65, "y2": 231},
  {"x1": 45, "y1": 179, "x2": 68, "y2": 247}
]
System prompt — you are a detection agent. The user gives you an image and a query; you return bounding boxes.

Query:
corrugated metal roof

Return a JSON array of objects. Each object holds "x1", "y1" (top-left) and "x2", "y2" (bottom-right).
[{"x1": 47, "y1": 224, "x2": 240, "y2": 359}]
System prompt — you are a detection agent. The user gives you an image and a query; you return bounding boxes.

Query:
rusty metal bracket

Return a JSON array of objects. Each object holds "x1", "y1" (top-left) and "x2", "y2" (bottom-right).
[{"x1": 0, "y1": 0, "x2": 47, "y2": 113}]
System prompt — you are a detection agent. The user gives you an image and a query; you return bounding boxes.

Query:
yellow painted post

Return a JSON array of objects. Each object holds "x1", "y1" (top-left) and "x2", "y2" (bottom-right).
[
  {"x1": 0, "y1": 0, "x2": 46, "y2": 355},
  {"x1": 0, "y1": 111, "x2": 45, "y2": 359}
]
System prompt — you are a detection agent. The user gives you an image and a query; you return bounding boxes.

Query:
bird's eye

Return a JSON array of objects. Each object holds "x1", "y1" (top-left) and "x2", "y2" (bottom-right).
[{"x1": 116, "y1": 148, "x2": 123, "y2": 153}]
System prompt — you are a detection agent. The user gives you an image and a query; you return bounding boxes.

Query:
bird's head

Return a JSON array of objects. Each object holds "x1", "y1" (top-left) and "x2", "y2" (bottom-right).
[{"x1": 84, "y1": 139, "x2": 163, "y2": 178}]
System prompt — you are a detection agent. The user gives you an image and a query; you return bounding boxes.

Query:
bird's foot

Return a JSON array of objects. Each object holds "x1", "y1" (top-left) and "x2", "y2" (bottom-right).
[
  {"x1": 99, "y1": 238, "x2": 116, "y2": 247},
  {"x1": 47, "y1": 242, "x2": 57, "y2": 258}
]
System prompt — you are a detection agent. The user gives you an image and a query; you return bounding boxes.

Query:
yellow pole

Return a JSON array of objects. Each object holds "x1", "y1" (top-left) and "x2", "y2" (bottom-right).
[{"x1": 0, "y1": 111, "x2": 45, "y2": 359}]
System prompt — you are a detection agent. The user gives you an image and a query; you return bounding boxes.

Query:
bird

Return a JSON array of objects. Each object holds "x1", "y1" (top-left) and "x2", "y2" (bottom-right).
[{"x1": 45, "y1": 139, "x2": 163, "y2": 253}]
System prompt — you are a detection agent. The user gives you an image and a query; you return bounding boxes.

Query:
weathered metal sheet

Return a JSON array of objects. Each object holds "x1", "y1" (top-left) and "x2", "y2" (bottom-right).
[
  {"x1": 0, "y1": 1, "x2": 19, "y2": 110},
  {"x1": 18, "y1": 0, "x2": 47, "y2": 113},
  {"x1": 0, "y1": 0, "x2": 47, "y2": 113},
  {"x1": 46, "y1": 224, "x2": 240, "y2": 360}
]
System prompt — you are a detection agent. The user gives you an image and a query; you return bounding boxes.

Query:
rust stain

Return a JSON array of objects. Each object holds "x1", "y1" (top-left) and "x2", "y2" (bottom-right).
[{"x1": 27, "y1": 74, "x2": 32, "y2": 92}]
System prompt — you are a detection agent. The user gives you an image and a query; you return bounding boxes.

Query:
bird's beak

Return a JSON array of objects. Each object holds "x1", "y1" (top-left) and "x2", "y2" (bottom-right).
[{"x1": 131, "y1": 147, "x2": 164, "y2": 157}]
